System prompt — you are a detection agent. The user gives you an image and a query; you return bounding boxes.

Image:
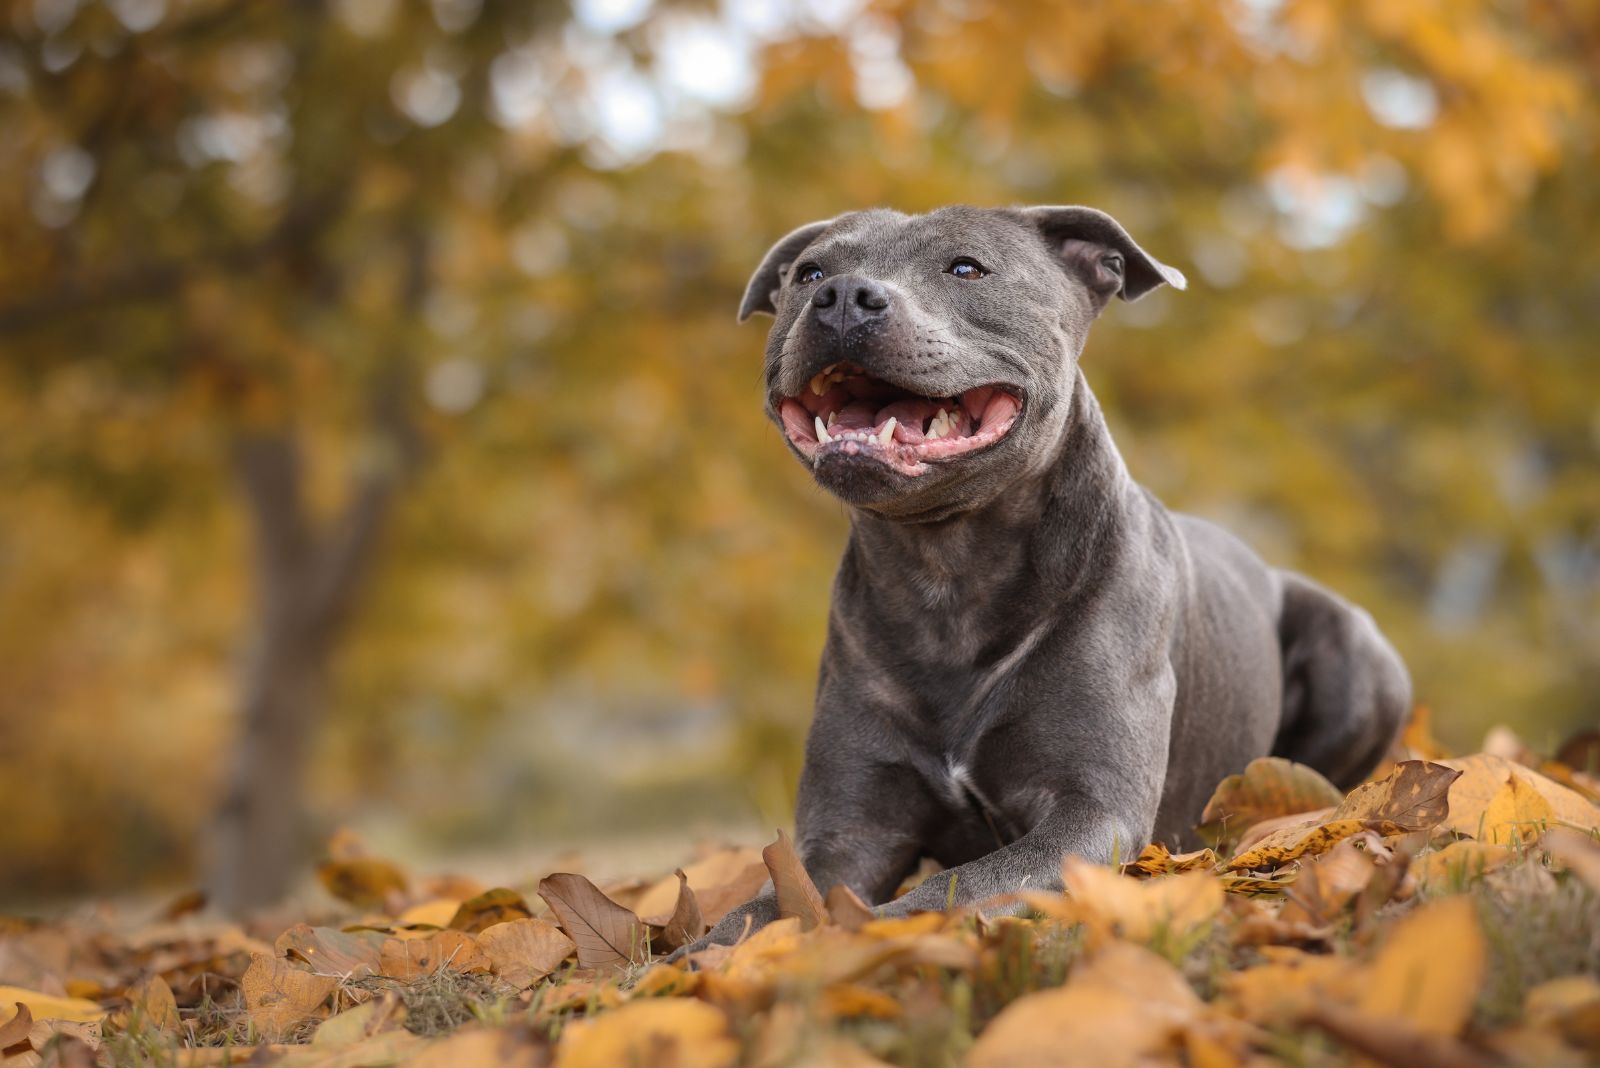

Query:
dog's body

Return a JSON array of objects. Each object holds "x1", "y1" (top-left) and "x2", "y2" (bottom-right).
[{"x1": 687, "y1": 205, "x2": 1409, "y2": 950}]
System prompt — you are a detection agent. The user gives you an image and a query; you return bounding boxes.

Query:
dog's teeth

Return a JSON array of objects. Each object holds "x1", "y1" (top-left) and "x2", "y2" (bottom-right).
[
  {"x1": 823, "y1": 363, "x2": 839, "y2": 375},
  {"x1": 877, "y1": 418, "x2": 897, "y2": 445},
  {"x1": 927, "y1": 409, "x2": 949, "y2": 440},
  {"x1": 815, "y1": 415, "x2": 832, "y2": 444},
  {"x1": 810, "y1": 372, "x2": 829, "y2": 396},
  {"x1": 827, "y1": 412, "x2": 837, "y2": 427}
]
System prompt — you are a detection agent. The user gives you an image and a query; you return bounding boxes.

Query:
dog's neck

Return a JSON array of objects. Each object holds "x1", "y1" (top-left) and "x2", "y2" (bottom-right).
[{"x1": 845, "y1": 368, "x2": 1132, "y2": 619}]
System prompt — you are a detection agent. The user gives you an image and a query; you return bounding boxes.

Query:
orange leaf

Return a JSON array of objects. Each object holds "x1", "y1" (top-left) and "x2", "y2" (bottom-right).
[
  {"x1": 240, "y1": 954, "x2": 335, "y2": 1041},
  {"x1": 448, "y1": 888, "x2": 533, "y2": 934},
  {"x1": 478, "y1": 918, "x2": 576, "y2": 989},
  {"x1": 654, "y1": 870, "x2": 705, "y2": 952}
]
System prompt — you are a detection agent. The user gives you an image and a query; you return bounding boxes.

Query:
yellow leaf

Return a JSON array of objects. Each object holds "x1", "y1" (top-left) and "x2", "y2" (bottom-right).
[
  {"x1": 317, "y1": 858, "x2": 408, "y2": 911},
  {"x1": 1482, "y1": 771, "x2": 1555, "y2": 844},
  {"x1": 128, "y1": 974, "x2": 180, "y2": 1033},
  {"x1": 311, "y1": 993, "x2": 403, "y2": 1047},
  {"x1": 397, "y1": 900, "x2": 460, "y2": 929},
  {"x1": 400, "y1": 1026, "x2": 545, "y2": 1068},
  {"x1": 554, "y1": 998, "x2": 738, "y2": 1068},
  {"x1": 0, "y1": 986, "x2": 103, "y2": 1025},
  {"x1": 633, "y1": 848, "x2": 764, "y2": 925},
  {"x1": 1441, "y1": 754, "x2": 1600, "y2": 838},
  {"x1": 377, "y1": 930, "x2": 489, "y2": 979},
  {"x1": 1226, "y1": 818, "x2": 1367, "y2": 871},
  {"x1": 1411, "y1": 840, "x2": 1511, "y2": 886},
  {"x1": 1125, "y1": 842, "x2": 1218, "y2": 876},
  {"x1": 1349, "y1": 895, "x2": 1485, "y2": 1037}
]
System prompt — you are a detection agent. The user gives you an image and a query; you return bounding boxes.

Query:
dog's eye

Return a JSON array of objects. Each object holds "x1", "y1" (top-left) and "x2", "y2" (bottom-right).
[
  {"x1": 795, "y1": 263, "x2": 824, "y2": 285},
  {"x1": 948, "y1": 258, "x2": 988, "y2": 280}
]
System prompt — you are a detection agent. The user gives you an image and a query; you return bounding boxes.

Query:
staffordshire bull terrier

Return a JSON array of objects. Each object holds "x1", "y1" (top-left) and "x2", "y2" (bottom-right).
[{"x1": 687, "y1": 204, "x2": 1409, "y2": 951}]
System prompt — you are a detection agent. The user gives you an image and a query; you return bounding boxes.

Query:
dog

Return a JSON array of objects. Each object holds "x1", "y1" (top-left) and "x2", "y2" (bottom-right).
[{"x1": 685, "y1": 204, "x2": 1409, "y2": 952}]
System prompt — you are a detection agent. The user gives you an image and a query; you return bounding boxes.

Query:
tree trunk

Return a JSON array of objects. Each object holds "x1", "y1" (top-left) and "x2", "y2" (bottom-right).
[{"x1": 206, "y1": 393, "x2": 416, "y2": 913}]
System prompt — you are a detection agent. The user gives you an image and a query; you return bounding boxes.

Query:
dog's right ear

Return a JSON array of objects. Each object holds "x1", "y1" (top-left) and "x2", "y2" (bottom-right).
[{"x1": 738, "y1": 218, "x2": 835, "y2": 322}]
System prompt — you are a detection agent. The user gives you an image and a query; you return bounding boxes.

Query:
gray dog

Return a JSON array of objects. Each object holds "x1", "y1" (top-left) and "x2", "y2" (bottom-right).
[{"x1": 686, "y1": 204, "x2": 1409, "y2": 952}]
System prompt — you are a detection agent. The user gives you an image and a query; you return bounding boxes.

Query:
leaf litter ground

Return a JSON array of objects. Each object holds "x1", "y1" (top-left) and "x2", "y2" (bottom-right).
[{"x1": 4, "y1": 715, "x2": 1600, "y2": 1067}]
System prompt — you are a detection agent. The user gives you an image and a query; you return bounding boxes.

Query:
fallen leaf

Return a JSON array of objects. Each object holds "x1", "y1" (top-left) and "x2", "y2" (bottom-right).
[
  {"x1": 824, "y1": 884, "x2": 875, "y2": 931},
  {"x1": 1411, "y1": 840, "x2": 1511, "y2": 886},
  {"x1": 1124, "y1": 842, "x2": 1217, "y2": 876},
  {"x1": 1304, "y1": 1000, "x2": 1496, "y2": 1068},
  {"x1": 275, "y1": 925, "x2": 384, "y2": 979},
  {"x1": 1060, "y1": 858, "x2": 1223, "y2": 942},
  {"x1": 1221, "y1": 948, "x2": 1352, "y2": 1025},
  {"x1": 0, "y1": 988, "x2": 102, "y2": 1025},
  {"x1": 1226, "y1": 818, "x2": 1369, "y2": 871},
  {"x1": 1232, "y1": 807, "x2": 1336, "y2": 856},
  {"x1": 0, "y1": 1002, "x2": 32, "y2": 1049},
  {"x1": 1198, "y1": 757, "x2": 1345, "y2": 847},
  {"x1": 537, "y1": 873, "x2": 646, "y2": 975},
  {"x1": 653, "y1": 871, "x2": 704, "y2": 952},
  {"x1": 1481, "y1": 771, "x2": 1556, "y2": 844},
  {"x1": 969, "y1": 942, "x2": 1199, "y2": 1068},
  {"x1": 633, "y1": 848, "x2": 763, "y2": 921},
  {"x1": 1524, "y1": 975, "x2": 1600, "y2": 1055},
  {"x1": 400, "y1": 1025, "x2": 547, "y2": 1068},
  {"x1": 128, "y1": 974, "x2": 180, "y2": 1033},
  {"x1": 317, "y1": 858, "x2": 408, "y2": 911},
  {"x1": 397, "y1": 900, "x2": 460, "y2": 929},
  {"x1": 761, "y1": 829, "x2": 828, "y2": 932},
  {"x1": 1336, "y1": 760, "x2": 1461, "y2": 834},
  {"x1": 1440, "y1": 755, "x2": 1600, "y2": 838},
  {"x1": 1348, "y1": 894, "x2": 1485, "y2": 1037},
  {"x1": 477, "y1": 919, "x2": 575, "y2": 989},
  {"x1": 241, "y1": 954, "x2": 336, "y2": 1041},
  {"x1": 1399, "y1": 706, "x2": 1450, "y2": 762},
  {"x1": 448, "y1": 889, "x2": 533, "y2": 934},
  {"x1": 1279, "y1": 837, "x2": 1377, "y2": 925},
  {"x1": 553, "y1": 997, "x2": 738, "y2": 1068},
  {"x1": 268, "y1": 1029, "x2": 423, "y2": 1067},
  {"x1": 376, "y1": 930, "x2": 489, "y2": 979},
  {"x1": 311, "y1": 993, "x2": 403, "y2": 1047}
]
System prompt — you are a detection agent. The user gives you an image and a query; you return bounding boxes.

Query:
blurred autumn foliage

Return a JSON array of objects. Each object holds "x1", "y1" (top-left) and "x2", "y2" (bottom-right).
[{"x1": 0, "y1": 0, "x2": 1596, "y2": 904}]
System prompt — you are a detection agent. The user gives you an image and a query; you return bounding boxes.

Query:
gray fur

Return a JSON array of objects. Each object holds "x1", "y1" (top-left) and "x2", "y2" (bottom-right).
[{"x1": 681, "y1": 204, "x2": 1409, "y2": 954}]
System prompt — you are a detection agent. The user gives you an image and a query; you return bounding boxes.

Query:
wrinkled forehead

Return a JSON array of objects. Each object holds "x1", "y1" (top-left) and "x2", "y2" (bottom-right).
[{"x1": 810, "y1": 206, "x2": 1041, "y2": 274}]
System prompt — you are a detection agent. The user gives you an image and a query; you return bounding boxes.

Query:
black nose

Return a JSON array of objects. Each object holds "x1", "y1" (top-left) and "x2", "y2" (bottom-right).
[{"x1": 812, "y1": 274, "x2": 891, "y2": 333}]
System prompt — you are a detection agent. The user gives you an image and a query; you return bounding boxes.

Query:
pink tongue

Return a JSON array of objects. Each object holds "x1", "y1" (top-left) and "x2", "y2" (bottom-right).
[
  {"x1": 877, "y1": 398, "x2": 941, "y2": 443},
  {"x1": 981, "y1": 390, "x2": 1020, "y2": 428},
  {"x1": 833, "y1": 400, "x2": 879, "y2": 430},
  {"x1": 779, "y1": 398, "x2": 813, "y2": 441}
]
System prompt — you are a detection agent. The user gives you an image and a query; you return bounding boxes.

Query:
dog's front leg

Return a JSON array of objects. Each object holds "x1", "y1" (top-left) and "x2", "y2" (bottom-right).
[{"x1": 670, "y1": 743, "x2": 935, "y2": 959}]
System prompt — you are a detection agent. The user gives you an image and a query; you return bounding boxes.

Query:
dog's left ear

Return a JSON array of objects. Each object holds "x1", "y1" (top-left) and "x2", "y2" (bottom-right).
[
  {"x1": 1014, "y1": 206, "x2": 1186, "y2": 311},
  {"x1": 738, "y1": 217, "x2": 836, "y2": 322}
]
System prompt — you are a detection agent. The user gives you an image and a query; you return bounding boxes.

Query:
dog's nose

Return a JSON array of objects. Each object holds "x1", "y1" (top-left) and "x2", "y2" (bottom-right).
[{"x1": 812, "y1": 274, "x2": 891, "y2": 333}]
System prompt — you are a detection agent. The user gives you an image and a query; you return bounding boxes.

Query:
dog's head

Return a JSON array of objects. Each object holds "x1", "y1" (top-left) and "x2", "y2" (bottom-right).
[{"x1": 742, "y1": 205, "x2": 1184, "y2": 520}]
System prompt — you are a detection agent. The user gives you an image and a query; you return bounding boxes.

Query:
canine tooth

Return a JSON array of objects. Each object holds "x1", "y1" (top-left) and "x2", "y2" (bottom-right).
[
  {"x1": 877, "y1": 418, "x2": 897, "y2": 445},
  {"x1": 827, "y1": 412, "x2": 837, "y2": 427},
  {"x1": 814, "y1": 415, "x2": 832, "y2": 443},
  {"x1": 810, "y1": 372, "x2": 829, "y2": 396},
  {"x1": 823, "y1": 363, "x2": 839, "y2": 375}
]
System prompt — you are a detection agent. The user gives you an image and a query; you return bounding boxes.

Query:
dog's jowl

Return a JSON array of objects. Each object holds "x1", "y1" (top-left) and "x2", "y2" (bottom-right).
[{"x1": 687, "y1": 205, "x2": 1410, "y2": 952}]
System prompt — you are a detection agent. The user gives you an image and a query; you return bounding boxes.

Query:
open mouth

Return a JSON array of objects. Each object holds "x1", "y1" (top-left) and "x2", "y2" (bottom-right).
[{"x1": 776, "y1": 363, "x2": 1023, "y2": 477}]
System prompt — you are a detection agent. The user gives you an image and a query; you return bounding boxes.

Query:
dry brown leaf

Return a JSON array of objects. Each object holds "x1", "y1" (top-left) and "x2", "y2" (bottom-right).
[
  {"x1": 317, "y1": 858, "x2": 408, "y2": 911},
  {"x1": 1440, "y1": 754, "x2": 1600, "y2": 838},
  {"x1": 1232, "y1": 807, "x2": 1336, "y2": 856},
  {"x1": 761, "y1": 829, "x2": 828, "y2": 932},
  {"x1": 1198, "y1": 757, "x2": 1345, "y2": 847},
  {"x1": 1060, "y1": 858, "x2": 1222, "y2": 942},
  {"x1": 478, "y1": 919, "x2": 575, "y2": 989},
  {"x1": 633, "y1": 848, "x2": 763, "y2": 920},
  {"x1": 268, "y1": 1029, "x2": 423, "y2": 1067},
  {"x1": 1482, "y1": 772, "x2": 1556, "y2": 844},
  {"x1": 653, "y1": 870, "x2": 705, "y2": 952},
  {"x1": 376, "y1": 930, "x2": 489, "y2": 979},
  {"x1": 1226, "y1": 818, "x2": 1368, "y2": 871},
  {"x1": 1336, "y1": 759, "x2": 1461, "y2": 833},
  {"x1": 824, "y1": 884, "x2": 875, "y2": 932},
  {"x1": 553, "y1": 997, "x2": 737, "y2": 1068},
  {"x1": 1279, "y1": 837, "x2": 1377, "y2": 926},
  {"x1": 448, "y1": 888, "x2": 533, "y2": 934},
  {"x1": 1524, "y1": 975, "x2": 1600, "y2": 1055},
  {"x1": 128, "y1": 974, "x2": 180, "y2": 1033},
  {"x1": 241, "y1": 953, "x2": 336, "y2": 1041},
  {"x1": 0, "y1": 1002, "x2": 33, "y2": 1050},
  {"x1": 536, "y1": 873, "x2": 646, "y2": 975},
  {"x1": 1346, "y1": 894, "x2": 1485, "y2": 1037},
  {"x1": 275, "y1": 925, "x2": 384, "y2": 979},
  {"x1": 1221, "y1": 948, "x2": 1352, "y2": 1025},
  {"x1": 400, "y1": 1025, "x2": 547, "y2": 1068},
  {"x1": 1542, "y1": 827, "x2": 1600, "y2": 894}
]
